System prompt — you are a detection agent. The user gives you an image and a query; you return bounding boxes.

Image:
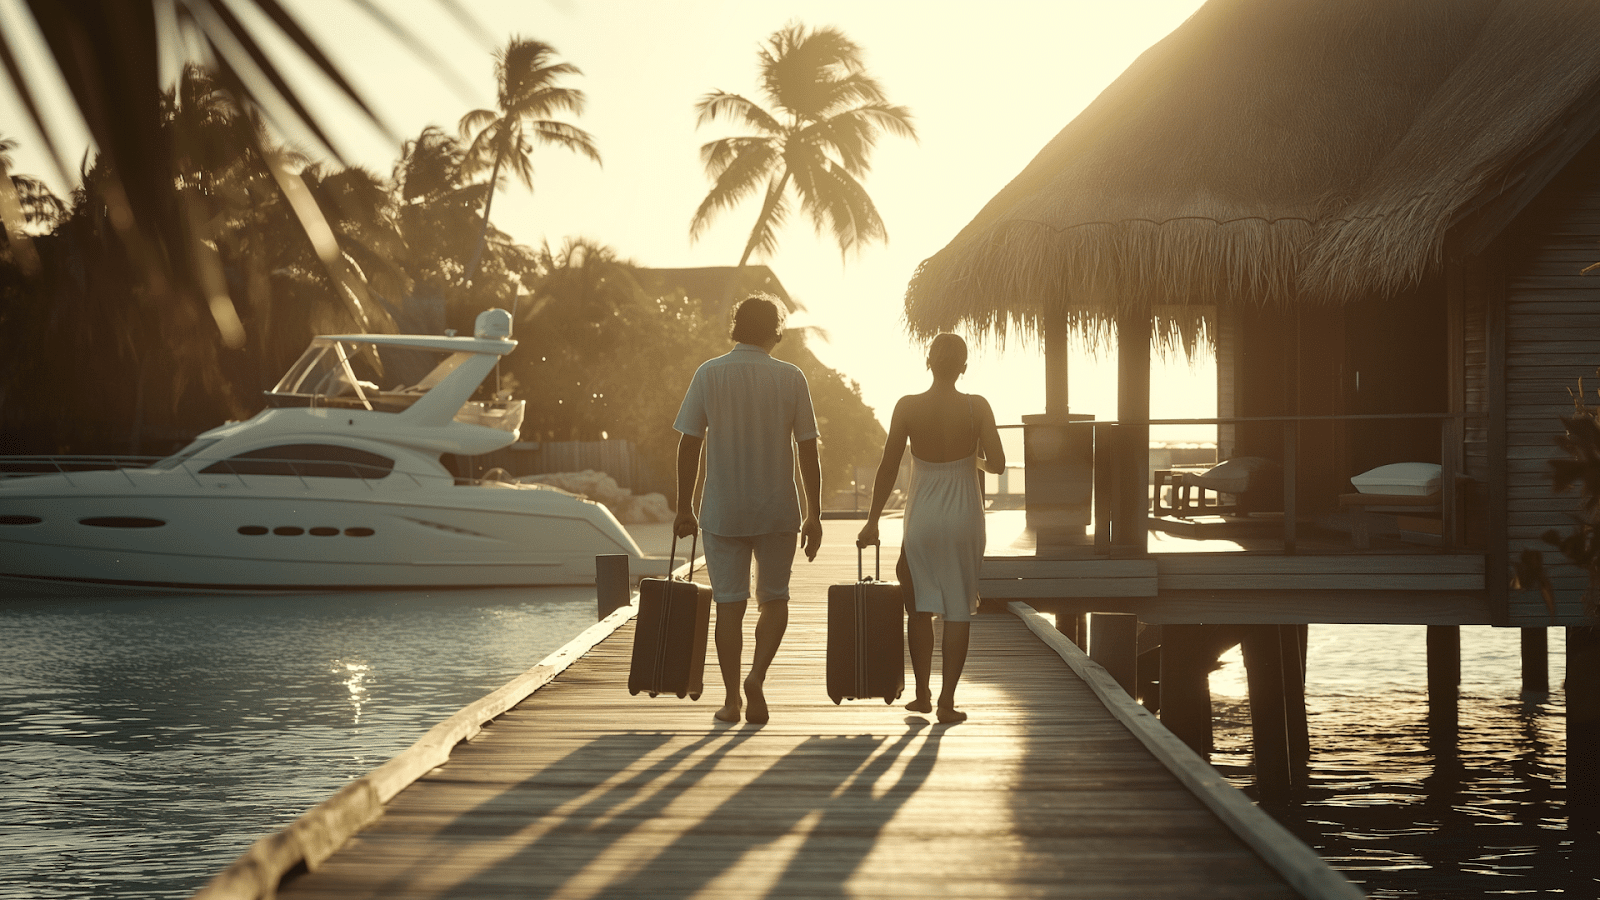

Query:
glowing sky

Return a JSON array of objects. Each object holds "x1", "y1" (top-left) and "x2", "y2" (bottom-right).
[{"x1": 0, "y1": 0, "x2": 1217, "y2": 437}]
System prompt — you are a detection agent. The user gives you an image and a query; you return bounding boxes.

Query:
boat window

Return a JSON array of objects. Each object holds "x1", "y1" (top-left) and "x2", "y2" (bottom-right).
[
  {"x1": 148, "y1": 438, "x2": 221, "y2": 470},
  {"x1": 266, "y1": 340, "x2": 458, "y2": 408},
  {"x1": 200, "y1": 444, "x2": 396, "y2": 479}
]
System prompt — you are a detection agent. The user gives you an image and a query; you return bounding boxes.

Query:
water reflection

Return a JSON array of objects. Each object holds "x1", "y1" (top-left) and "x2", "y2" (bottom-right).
[
  {"x1": 1, "y1": 583, "x2": 601, "y2": 899},
  {"x1": 1210, "y1": 625, "x2": 1593, "y2": 898}
]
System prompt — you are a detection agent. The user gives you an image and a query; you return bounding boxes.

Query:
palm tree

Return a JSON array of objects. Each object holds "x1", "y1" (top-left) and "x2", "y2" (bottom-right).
[
  {"x1": 0, "y1": 2, "x2": 450, "y2": 346},
  {"x1": 458, "y1": 37, "x2": 601, "y2": 287},
  {"x1": 690, "y1": 22, "x2": 916, "y2": 266}
]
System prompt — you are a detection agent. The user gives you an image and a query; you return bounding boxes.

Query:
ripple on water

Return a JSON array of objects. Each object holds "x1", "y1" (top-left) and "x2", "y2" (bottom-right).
[{"x1": 1, "y1": 585, "x2": 599, "y2": 899}]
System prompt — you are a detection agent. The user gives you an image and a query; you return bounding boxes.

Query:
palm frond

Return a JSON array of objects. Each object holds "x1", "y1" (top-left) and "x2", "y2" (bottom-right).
[
  {"x1": 740, "y1": 177, "x2": 791, "y2": 264},
  {"x1": 689, "y1": 141, "x2": 780, "y2": 241},
  {"x1": 694, "y1": 91, "x2": 784, "y2": 135},
  {"x1": 699, "y1": 136, "x2": 779, "y2": 180},
  {"x1": 791, "y1": 156, "x2": 886, "y2": 259},
  {"x1": 529, "y1": 120, "x2": 601, "y2": 165}
]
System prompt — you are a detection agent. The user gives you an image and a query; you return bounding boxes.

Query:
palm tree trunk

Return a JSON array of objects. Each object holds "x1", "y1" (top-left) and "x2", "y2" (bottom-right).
[
  {"x1": 737, "y1": 171, "x2": 791, "y2": 267},
  {"x1": 462, "y1": 154, "x2": 503, "y2": 287}
]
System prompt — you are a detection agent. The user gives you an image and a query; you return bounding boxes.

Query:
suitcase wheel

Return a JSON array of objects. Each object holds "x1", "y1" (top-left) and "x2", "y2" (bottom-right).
[
  {"x1": 629, "y1": 688, "x2": 640, "y2": 696},
  {"x1": 829, "y1": 694, "x2": 842, "y2": 705},
  {"x1": 649, "y1": 690, "x2": 659, "y2": 698},
  {"x1": 884, "y1": 696, "x2": 895, "y2": 705},
  {"x1": 689, "y1": 690, "x2": 701, "y2": 701}
]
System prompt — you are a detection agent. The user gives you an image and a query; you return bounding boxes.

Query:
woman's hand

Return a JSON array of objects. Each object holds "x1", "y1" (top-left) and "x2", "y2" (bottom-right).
[{"x1": 856, "y1": 520, "x2": 879, "y2": 549}]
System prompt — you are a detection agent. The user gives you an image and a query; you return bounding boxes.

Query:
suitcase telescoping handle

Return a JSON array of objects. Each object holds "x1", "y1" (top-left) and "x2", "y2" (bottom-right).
[
  {"x1": 668, "y1": 530, "x2": 700, "y2": 582},
  {"x1": 858, "y1": 543, "x2": 880, "y2": 583}
]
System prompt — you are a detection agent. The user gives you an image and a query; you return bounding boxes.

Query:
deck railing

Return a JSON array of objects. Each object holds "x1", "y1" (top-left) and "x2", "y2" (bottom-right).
[{"x1": 1007, "y1": 413, "x2": 1478, "y2": 555}]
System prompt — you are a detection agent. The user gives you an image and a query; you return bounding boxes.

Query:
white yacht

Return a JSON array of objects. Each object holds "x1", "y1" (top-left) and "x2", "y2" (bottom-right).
[{"x1": 0, "y1": 309, "x2": 649, "y2": 590}]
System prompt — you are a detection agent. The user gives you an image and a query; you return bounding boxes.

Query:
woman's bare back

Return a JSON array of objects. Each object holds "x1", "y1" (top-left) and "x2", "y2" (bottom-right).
[{"x1": 903, "y1": 388, "x2": 981, "y2": 463}]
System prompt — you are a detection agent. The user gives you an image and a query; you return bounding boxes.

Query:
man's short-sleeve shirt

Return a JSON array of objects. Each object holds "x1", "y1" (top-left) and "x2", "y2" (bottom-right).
[{"x1": 673, "y1": 344, "x2": 819, "y2": 536}]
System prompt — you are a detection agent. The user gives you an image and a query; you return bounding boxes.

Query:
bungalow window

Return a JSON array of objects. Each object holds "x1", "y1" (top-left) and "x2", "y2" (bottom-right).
[{"x1": 200, "y1": 444, "x2": 395, "y2": 480}]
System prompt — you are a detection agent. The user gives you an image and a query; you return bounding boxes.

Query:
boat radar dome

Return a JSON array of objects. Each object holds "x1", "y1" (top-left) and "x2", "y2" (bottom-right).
[{"x1": 474, "y1": 308, "x2": 513, "y2": 340}]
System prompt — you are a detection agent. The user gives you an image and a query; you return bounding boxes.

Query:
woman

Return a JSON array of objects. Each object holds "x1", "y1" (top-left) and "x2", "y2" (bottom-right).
[{"x1": 857, "y1": 333, "x2": 1004, "y2": 723}]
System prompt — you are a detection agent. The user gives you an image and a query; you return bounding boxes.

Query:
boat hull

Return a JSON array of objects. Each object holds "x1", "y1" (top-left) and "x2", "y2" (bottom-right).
[{"x1": 0, "y1": 476, "x2": 645, "y2": 590}]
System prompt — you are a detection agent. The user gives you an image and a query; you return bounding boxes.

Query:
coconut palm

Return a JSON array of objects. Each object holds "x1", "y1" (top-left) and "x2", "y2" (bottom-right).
[
  {"x1": 0, "y1": 2, "x2": 448, "y2": 345},
  {"x1": 458, "y1": 38, "x2": 601, "y2": 287},
  {"x1": 690, "y1": 22, "x2": 916, "y2": 266}
]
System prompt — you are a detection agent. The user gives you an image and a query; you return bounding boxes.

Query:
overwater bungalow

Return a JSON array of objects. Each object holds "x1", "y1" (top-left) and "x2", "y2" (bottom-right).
[{"x1": 905, "y1": 0, "x2": 1600, "y2": 778}]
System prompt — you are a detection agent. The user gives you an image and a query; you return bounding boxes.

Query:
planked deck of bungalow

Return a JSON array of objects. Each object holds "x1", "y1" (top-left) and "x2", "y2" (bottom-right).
[{"x1": 197, "y1": 529, "x2": 1362, "y2": 900}]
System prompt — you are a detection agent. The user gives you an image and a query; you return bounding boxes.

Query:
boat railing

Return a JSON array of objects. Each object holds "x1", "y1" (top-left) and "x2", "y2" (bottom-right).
[
  {"x1": 0, "y1": 455, "x2": 439, "y2": 491},
  {"x1": 0, "y1": 456, "x2": 161, "y2": 487}
]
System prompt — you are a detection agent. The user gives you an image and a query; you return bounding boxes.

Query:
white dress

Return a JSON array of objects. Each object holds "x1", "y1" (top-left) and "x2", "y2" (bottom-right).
[{"x1": 902, "y1": 451, "x2": 986, "y2": 622}]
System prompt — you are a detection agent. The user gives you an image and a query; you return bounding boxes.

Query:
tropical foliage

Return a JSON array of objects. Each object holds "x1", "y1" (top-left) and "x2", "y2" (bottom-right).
[
  {"x1": 0, "y1": 19, "x2": 890, "y2": 505},
  {"x1": 458, "y1": 38, "x2": 600, "y2": 287},
  {"x1": 690, "y1": 22, "x2": 916, "y2": 265},
  {"x1": 1513, "y1": 380, "x2": 1600, "y2": 619}
]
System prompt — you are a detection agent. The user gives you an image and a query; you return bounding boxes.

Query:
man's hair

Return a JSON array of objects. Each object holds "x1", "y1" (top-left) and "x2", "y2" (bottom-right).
[
  {"x1": 730, "y1": 293, "x2": 786, "y2": 345},
  {"x1": 928, "y1": 332, "x2": 968, "y2": 379}
]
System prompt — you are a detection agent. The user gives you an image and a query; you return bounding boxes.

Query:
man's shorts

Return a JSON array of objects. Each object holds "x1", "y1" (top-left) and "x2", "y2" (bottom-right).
[{"x1": 700, "y1": 531, "x2": 797, "y2": 604}]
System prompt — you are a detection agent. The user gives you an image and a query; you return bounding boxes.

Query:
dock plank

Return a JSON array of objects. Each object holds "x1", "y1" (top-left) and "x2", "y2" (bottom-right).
[{"x1": 238, "y1": 534, "x2": 1353, "y2": 900}]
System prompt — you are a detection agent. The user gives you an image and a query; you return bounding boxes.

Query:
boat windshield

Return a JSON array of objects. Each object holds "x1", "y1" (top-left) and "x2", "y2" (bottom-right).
[{"x1": 267, "y1": 340, "x2": 465, "y2": 411}]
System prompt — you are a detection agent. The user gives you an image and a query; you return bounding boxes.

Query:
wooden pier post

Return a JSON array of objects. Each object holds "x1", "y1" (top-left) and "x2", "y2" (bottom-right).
[
  {"x1": 1521, "y1": 627, "x2": 1549, "y2": 701},
  {"x1": 1569, "y1": 625, "x2": 1600, "y2": 825},
  {"x1": 1089, "y1": 613, "x2": 1138, "y2": 695},
  {"x1": 1242, "y1": 624, "x2": 1310, "y2": 801},
  {"x1": 1160, "y1": 624, "x2": 1216, "y2": 755},
  {"x1": 596, "y1": 554, "x2": 631, "y2": 620},
  {"x1": 1426, "y1": 625, "x2": 1460, "y2": 742}
]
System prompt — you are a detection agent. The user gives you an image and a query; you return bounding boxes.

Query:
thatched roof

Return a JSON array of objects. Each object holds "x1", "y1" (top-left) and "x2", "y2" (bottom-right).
[{"x1": 906, "y1": 0, "x2": 1600, "y2": 344}]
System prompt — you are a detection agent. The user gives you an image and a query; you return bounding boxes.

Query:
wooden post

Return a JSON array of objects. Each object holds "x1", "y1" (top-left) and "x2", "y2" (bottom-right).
[
  {"x1": 1426, "y1": 625, "x2": 1460, "y2": 741},
  {"x1": 596, "y1": 554, "x2": 630, "y2": 620},
  {"x1": 1242, "y1": 624, "x2": 1309, "y2": 801},
  {"x1": 1569, "y1": 625, "x2": 1600, "y2": 824},
  {"x1": 1089, "y1": 613, "x2": 1138, "y2": 695},
  {"x1": 1137, "y1": 623, "x2": 1163, "y2": 712},
  {"x1": 1059, "y1": 611, "x2": 1087, "y2": 650},
  {"x1": 1116, "y1": 310, "x2": 1150, "y2": 556},
  {"x1": 1521, "y1": 627, "x2": 1549, "y2": 701},
  {"x1": 1160, "y1": 624, "x2": 1214, "y2": 755}
]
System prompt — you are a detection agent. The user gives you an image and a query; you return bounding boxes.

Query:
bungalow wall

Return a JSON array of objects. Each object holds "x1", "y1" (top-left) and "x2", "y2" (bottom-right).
[
  {"x1": 1492, "y1": 134, "x2": 1600, "y2": 625},
  {"x1": 1220, "y1": 291, "x2": 1446, "y2": 522}
]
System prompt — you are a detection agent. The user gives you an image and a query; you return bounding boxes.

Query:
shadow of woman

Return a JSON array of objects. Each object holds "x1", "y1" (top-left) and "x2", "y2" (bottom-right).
[{"x1": 600, "y1": 722, "x2": 941, "y2": 899}]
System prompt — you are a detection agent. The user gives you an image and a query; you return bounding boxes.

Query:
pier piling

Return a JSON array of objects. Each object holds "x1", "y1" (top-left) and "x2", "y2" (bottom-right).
[
  {"x1": 1521, "y1": 627, "x2": 1549, "y2": 701},
  {"x1": 595, "y1": 554, "x2": 630, "y2": 620}
]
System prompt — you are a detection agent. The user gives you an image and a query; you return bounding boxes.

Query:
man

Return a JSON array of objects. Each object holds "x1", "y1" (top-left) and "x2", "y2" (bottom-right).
[{"x1": 673, "y1": 294, "x2": 823, "y2": 724}]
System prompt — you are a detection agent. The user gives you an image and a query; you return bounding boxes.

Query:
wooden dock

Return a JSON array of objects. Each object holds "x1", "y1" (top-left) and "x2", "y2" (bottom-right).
[{"x1": 196, "y1": 530, "x2": 1363, "y2": 900}]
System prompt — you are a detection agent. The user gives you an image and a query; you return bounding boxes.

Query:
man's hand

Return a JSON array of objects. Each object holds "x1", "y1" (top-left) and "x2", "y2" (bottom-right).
[
  {"x1": 674, "y1": 508, "x2": 699, "y2": 539},
  {"x1": 856, "y1": 521, "x2": 879, "y2": 549},
  {"x1": 801, "y1": 515, "x2": 823, "y2": 561}
]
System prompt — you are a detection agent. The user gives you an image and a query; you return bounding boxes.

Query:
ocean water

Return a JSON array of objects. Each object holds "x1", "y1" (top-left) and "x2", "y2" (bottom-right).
[
  {"x1": 1, "y1": 579, "x2": 1590, "y2": 899},
  {"x1": 1208, "y1": 624, "x2": 1596, "y2": 898},
  {"x1": 0, "y1": 582, "x2": 600, "y2": 899}
]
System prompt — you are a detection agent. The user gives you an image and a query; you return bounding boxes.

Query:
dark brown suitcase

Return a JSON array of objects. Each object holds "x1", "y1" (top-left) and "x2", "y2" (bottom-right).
[
  {"x1": 628, "y1": 533, "x2": 712, "y2": 699},
  {"x1": 827, "y1": 545, "x2": 905, "y2": 704}
]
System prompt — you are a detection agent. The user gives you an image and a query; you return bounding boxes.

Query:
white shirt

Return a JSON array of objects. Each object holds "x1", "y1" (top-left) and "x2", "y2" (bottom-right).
[{"x1": 673, "y1": 344, "x2": 819, "y2": 536}]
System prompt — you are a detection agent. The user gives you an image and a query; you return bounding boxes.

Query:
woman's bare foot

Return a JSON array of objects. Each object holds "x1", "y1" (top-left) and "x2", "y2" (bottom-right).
[
  {"x1": 936, "y1": 706, "x2": 968, "y2": 724},
  {"x1": 714, "y1": 703, "x2": 741, "y2": 723},
  {"x1": 905, "y1": 693, "x2": 933, "y2": 714},
  {"x1": 744, "y1": 677, "x2": 769, "y2": 724}
]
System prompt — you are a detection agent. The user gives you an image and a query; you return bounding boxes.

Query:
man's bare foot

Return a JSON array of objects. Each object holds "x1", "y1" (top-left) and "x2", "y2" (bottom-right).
[
  {"x1": 714, "y1": 704, "x2": 740, "y2": 723},
  {"x1": 905, "y1": 694, "x2": 933, "y2": 714},
  {"x1": 744, "y1": 677, "x2": 769, "y2": 724},
  {"x1": 936, "y1": 706, "x2": 968, "y2": 724}
]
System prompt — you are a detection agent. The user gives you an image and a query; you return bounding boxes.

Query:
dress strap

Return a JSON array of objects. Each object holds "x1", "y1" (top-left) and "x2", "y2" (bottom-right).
[{"x1": 966, "y1": 395, "x2": 978, "y2": 454}]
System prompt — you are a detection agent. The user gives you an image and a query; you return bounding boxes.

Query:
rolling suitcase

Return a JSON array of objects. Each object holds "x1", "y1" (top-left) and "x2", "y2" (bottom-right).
[
  {"x1": 628, "y1": 532, "x2": 713, "y2": 699},
  {"x1": 827, "y1": 544, "x2": 905, "y2": 704}
]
